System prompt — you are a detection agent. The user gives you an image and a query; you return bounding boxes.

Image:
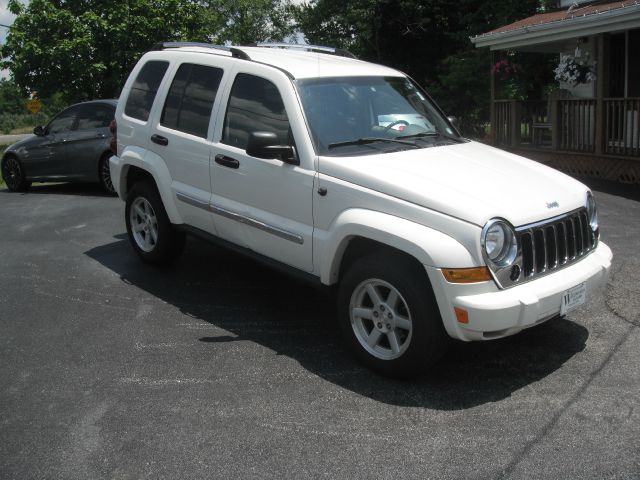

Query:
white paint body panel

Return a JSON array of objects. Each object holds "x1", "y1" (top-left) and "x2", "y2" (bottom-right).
[{"x1": 317, "y1": 141, "x2": 588, "y2": 228}]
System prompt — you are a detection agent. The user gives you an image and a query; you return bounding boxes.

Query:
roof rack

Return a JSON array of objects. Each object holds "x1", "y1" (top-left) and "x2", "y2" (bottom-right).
[
  {"x1": 153, "y1": 42, "x2": 251, "y2": 60},
  {"x1": 251, "y1": 42, "x2": 357, "y2": 59}
]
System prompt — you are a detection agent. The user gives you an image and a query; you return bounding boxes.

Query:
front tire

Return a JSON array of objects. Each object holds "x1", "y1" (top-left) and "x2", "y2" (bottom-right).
[
  {"x1": 338, "y1": 253, "x2": 449, "y2": 378},
  {"x1": 125, "y1": 181, "x2": 185, "y2": 265},
  {"x1": 2, "y1": 156, "x2": 31, "y2": 192}
]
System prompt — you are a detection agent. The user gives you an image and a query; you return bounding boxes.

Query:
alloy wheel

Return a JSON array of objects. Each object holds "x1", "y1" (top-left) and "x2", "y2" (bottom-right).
[
  {"x1": 3, "y1": 157, "x2": 22, "y2": 190},
  {"x1": 130, "y1": 197, "x2": 159, "y2": 252},
  {"x1": 101, "y1": 158, "x2": 115, "y2": 193},
  {"x1": 349, "y1": 278, "x2": 413, "y2": 360}
]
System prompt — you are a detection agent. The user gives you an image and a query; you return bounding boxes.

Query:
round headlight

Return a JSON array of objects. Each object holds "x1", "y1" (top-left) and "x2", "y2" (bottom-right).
[
  {"x1": 482, "y1": 219, "x2": 517, "y2": 267},
  {"x1": 586, "y1": 192, "x2": 598, "y2": 232}
]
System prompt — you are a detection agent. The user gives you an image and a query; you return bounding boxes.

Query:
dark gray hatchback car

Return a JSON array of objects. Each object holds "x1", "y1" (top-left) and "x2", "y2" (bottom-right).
[{"x1": 1, "y1": 99, "x2": 117, "y2": 193}]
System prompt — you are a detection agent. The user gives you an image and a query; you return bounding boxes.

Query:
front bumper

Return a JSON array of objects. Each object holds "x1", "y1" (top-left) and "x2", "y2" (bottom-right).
[{"x1": 427, "y1": 242, "x2": 612, "y2": 341}]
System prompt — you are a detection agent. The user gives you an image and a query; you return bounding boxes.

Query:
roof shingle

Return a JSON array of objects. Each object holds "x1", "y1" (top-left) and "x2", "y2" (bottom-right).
[{"x1": 476, "y1": 1, "x2": 639, "y2": 38}]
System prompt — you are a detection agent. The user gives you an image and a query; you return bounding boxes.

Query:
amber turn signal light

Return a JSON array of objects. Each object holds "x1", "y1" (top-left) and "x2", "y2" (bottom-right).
[
  {"x1": 442, "y1": 267, "x2": 492, "y2": 283},
  {"x1": 454, "y1": 307, "x2": 469, "y2": 324}
]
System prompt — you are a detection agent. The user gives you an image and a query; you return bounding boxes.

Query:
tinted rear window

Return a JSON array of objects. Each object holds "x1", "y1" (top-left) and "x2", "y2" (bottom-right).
[
  {"x1": 77, "y1": 104, "x2": 115, "y2": 130},
  {"x1": 124, "y1": 61, "x2": 169, "y2": 121},
  {"x1": 161, "y1": 63, "x2": 223, "y2": 138}
]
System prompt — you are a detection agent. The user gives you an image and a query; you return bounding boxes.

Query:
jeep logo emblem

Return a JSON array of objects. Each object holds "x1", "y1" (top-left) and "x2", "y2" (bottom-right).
[{"x1": 546, "y1": 201, "x2": 559, "y2": 209}]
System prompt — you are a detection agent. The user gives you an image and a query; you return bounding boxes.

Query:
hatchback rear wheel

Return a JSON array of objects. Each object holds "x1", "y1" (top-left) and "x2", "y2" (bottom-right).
[{"x1": 99, "y1": 153, "x2": 116, "y2": 194}]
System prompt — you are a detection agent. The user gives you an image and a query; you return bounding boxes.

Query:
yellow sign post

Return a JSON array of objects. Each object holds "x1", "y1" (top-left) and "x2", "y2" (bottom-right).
[{"x1": 26, "y1": 98, "x2": 43, "y2": 114}]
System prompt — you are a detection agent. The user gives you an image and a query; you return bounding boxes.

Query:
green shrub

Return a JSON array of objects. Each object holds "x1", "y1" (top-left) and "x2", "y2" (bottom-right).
[{"x1": 0, "y1": 112, "x2": 50, "y2": 134}]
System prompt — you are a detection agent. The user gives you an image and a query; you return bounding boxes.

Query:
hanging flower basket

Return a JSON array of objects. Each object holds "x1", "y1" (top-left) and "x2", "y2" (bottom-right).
[
  {"x1": 554, "y1": 53, "x2": 596, "y2": 86},
  {"x1": 491, "y1": 59, "x2": 520, "y2": 81}
]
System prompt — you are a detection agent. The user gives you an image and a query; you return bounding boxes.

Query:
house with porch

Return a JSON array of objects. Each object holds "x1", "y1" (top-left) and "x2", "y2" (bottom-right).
[{"x1": 471, "y1": 0, "x2": 640, "y2": 184}]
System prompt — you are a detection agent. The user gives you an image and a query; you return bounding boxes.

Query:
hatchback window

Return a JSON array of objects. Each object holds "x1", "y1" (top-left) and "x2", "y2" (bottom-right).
[
  {"x1": 161, "y1": 63, "x2": 223, "y2": 138},
  {"x1": 124, "y1": 60, "x2": 169, "y2": 121},
  {"x1": 77, "y1": 105, "x2": 114, "y2": 130},
  {"x1": 222, "y1": 74, "x2": 291, "y2": 149}
]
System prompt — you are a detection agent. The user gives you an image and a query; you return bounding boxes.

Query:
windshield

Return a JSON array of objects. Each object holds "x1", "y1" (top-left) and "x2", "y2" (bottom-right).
[{"x1": 295, "y1": 76, "x2": 461, "y2": 156}]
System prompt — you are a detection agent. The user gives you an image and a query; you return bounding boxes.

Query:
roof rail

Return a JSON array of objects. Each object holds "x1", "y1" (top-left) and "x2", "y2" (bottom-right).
[
  {"x1": 251, "y1": 42, "x2": 357, "y2": 59},
  {"x1": 153, "y1": 42, "x2": 251, "y2": 60}
]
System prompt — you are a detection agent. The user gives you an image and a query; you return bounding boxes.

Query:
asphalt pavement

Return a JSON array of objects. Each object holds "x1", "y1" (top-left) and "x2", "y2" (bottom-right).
[{"x1": 0, "y1": 180, "x2": 638, "y2": 479}]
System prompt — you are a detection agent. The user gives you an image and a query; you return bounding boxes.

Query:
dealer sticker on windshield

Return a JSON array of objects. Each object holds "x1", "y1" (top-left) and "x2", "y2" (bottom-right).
[{"x1": 560, "y1": 282, "x2": 587, "y2": 315}]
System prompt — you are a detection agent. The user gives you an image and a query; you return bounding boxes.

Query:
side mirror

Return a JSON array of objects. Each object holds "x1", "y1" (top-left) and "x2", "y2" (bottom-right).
[
  {"x1": 33, "y1": 125, "x2": 45, "y2": 136},
  {"x1": 246, "y1": 131, "x2": 298, "y2": 165}
]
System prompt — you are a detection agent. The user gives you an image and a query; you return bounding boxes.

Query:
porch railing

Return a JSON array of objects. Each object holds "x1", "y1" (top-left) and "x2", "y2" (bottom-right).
[
  {"x1": 494, "y1": 100, "x2": 512, "y2": 146},
  {"x1": 558, "y1": 99, "x2": 596, "y2": 153},
  {"x1": 491, "y1": 97, "x2": 639, "y2": 157},
  {"x1": 605, "y1": 98, "x2": 640, "y2": 157}
]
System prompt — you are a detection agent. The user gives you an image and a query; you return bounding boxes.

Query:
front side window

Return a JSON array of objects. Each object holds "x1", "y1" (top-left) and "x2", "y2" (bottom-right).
[
  {"x1": 222, "y1": 73, "x2": 291, "y2": 150},
  {"x1": 296, "y1": 76, "x2": 461, "y2": 156},
  {"x1": 161, "y1": 63, "x2": 223, "y2": 138},
  {"x1": 47, "y1": 107, "x2": 78, "y2": 134},
  {"x1": 125, "y1": 60, "x2": 169, "y2": 121}
]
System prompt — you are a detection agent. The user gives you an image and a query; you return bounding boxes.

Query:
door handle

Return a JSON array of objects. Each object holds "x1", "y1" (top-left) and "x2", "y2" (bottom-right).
[
  {"x1": 215, "y1": 154, "x2": 240, "y2": 169},
  {"x1": 96, "y1": 132, "x2": 106, "y2": 138},
  {"x1": 151, "y1": 134, "x2": 169, "y2": 146}
]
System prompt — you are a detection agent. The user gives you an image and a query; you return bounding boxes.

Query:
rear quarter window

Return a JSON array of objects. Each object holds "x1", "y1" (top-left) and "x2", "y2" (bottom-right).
[
  {"x1": 161, "y1": 63, "x2": 223, "y2": 138},
  {"x1": 124, "y1": 60, "x2": 169, "y2": 121}
]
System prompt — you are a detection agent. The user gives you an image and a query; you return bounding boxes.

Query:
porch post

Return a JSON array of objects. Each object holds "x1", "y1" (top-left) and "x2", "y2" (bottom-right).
[
  {"x1": 551, "y1": 99, "x2": 559, "y2": 150},
  {"x1": 595, "y1": 34, "x2": 606, "y2": 154},
  {"x1": 490, "y1": 50, "x2": 496, "y2": 145},
  {"x1": 510, "y1": 100, "x2": 521, "y2": 147}
]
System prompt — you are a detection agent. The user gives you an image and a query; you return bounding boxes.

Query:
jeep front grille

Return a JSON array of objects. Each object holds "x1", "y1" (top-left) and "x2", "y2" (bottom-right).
[{"x1": 517, "y1": 208, "x2": 596, "y2": 280}]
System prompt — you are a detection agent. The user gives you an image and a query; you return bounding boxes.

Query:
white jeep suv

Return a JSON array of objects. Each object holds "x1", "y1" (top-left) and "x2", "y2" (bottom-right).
[{"x1": 110, "y1": 42, "x2": 612, "y2": 378}]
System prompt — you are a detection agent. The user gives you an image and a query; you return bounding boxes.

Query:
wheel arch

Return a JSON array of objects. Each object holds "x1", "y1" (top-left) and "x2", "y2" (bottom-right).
[
  {"x1": 117, "y1": 147, "x2": 182, "y2": 224},
  {"x1": 1, "y1": 150, "x2": 21, "y2": 171},
  {"x1": 320, "y1": 209, "x2": 478, "y2": 286}
]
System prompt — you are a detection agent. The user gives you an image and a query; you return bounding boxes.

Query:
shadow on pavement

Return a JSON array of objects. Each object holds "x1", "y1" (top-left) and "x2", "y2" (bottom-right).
[
  {"x1": 578, "y1": 176, "x2": 640, "y2": 202},
  {"x1": 0, "y1": 182, "x2": 116, "y2": 198},
  {"x1": 86, "y1": 234, "x2": 588, "y2": 410}
]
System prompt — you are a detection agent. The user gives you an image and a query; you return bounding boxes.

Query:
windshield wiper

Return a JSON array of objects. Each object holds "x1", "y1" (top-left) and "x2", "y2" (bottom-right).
[
  {"x1": 327, "y1": 137, "x2": 418, "y2": 150},
  {"x1": 397, "y1": 131, "x2": 463, "y2": 143}
]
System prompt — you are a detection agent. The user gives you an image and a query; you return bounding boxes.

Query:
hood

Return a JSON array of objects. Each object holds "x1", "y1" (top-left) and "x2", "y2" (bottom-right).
[
  {"x1": 318, "y1": 141, "x2": 589, "y2": 227},
  {"x1": 4, "y1": 135, "x2": 36, "y2": 153}
]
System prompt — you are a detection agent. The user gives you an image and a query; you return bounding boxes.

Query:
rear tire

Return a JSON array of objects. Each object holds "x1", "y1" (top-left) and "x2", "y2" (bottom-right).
[
  {"x1": 338, "y1": 252, "x2": 449, "y2": 378},
  {"x1": 125, "y1": 181, "x2": 185, "y2": 265},
  {"x1": 99, "y1": 153, "x2": 116, "y2": 194},
  {"x1": 2, "y1": 156, "x2": 31, "y2": 192}
]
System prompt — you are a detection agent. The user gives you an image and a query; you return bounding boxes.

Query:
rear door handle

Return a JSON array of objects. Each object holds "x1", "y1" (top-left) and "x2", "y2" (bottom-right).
[
  {"x1": 151, "y1": 134, "x2": 169, "y2": 146},
  {"x1": 215, "y1": 154, "x2": 240, "y2": 169}
]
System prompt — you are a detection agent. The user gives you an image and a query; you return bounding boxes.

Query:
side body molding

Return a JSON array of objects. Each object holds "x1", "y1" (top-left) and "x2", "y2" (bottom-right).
[
  {"x1": 318, "y1": 209, "x2": 478, "y2": 285},
  {"x1": 117, "y1": 146, "x2": 183, "y2": 225}
]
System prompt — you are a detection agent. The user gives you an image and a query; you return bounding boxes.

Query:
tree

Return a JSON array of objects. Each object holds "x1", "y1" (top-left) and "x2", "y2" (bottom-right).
[
  {"x1": 293, "y1": 0, "x2": 554, "y2": 136},
  {"x1": 0, "y1": 79, "x2": 25, "y2": 115},
  {"x1": 207, "y1": 0, "x2": 295, "y2": 46},
  {"x1": 1, "y1": 0, "x2": 293, "y2": 103}
]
